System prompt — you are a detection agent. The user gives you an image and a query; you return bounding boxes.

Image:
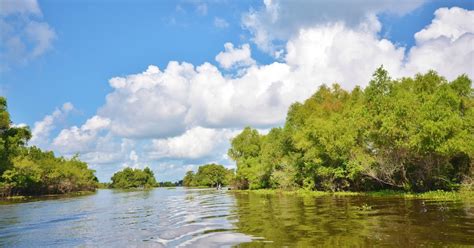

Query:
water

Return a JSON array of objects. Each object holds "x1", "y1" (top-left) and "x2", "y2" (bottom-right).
[{"x1": 0, "y1": 188, "x2": 473, "y2": 247}]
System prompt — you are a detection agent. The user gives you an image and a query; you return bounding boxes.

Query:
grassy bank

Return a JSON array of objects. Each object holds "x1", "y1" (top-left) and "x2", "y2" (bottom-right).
[{"x1": 232, "y1": 188, "x2": 474, "y2": 201}]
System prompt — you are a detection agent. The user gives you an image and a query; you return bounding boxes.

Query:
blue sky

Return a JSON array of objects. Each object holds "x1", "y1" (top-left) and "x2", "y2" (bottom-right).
[
  {"x1": 1, "y1": 0, "x2": 473, "y2": 182},
  {"x1": 2, "y1": 0, "x2": 264, "y2": 125}
]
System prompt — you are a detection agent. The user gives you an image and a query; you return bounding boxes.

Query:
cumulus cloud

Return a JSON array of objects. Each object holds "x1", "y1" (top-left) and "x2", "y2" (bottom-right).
[
  {"x1": 284, "y1": 21, "x2": 406, "y2": 89},
  {"x1": 97, "y1": 59, "x2": 294, "y2": 141},
  {"x1": 242, "y1": 0, "x2": 425, "y2": 54},
  {"x1": 149, "y1": 126, "x2": 236, "y2": 160},
  {"x1": 79, "y1": 138, "x2": 135, "y2": 166},
  {"x1": 30, "y1": 102, "x2": 74, "y2": 147},
  {"x1": 215, "y1": 43, "x2": 255, "y2": 69},
  {"x1": 0, "y1": 0, "x2": 56, "y2": 70},
  {"x1": 414, "y1": 7, "x2": 474, "y2": 42},
  {"x1": 52, "y1": 115, "x2": 111, "y2": 154},
  {"x1": 405, "y1": 7, "x2": 474, "y2": 79},
  {"x1": 121, "y1": 150, "x2": 143, "y2": 169},
  {"x1": 99, "y1": 64, "x2": 191, "y2": 138}
]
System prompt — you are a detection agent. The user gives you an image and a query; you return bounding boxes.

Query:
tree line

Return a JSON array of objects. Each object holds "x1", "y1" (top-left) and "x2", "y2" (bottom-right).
[
  {"x1": 183, "y1": 163, "x2": 234, "y2": 187},
  {"x1": 228, "y1": 67, "x2": 473, "y2": 192},
  {"x1": 108, "y1": 167, "x2": 182, "y2": 189},
  {"x1": 0, "y1": 98, "x2": 98, "y2": 197}
]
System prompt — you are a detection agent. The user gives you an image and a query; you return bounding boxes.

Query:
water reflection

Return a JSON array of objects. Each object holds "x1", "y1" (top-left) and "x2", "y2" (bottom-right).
[
  {"x1": 0, "y1": 189, "x2": 473, "y2": 247},
  {"x1": 0, "y1": 189, "x2": 254, "y2": 247},
  {"x1": 231, "y1": 192, "x2": 474, "y2": 247}
]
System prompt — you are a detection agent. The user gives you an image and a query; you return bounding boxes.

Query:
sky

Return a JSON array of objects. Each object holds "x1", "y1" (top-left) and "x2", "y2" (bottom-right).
[{"x1": 1, "y1": 0, "x2": 473, "y2": 182}]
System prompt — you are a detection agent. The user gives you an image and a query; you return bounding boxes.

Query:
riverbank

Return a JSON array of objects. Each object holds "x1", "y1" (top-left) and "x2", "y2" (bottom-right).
[
  {"x1": 232, "y1": 188, "x2": 474, "y2": 201},
  {"x1": 0, "y1": 190, "x2": 97, "y2": 202}
]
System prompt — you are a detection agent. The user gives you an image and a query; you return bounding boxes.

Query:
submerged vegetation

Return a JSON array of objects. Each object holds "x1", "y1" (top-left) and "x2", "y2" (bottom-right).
[
  {"x1": 0, "y1": 97, "x2": 98, "y2": 198},
  {"x1": 233, "y1": 188, "x2": 474, "y2": 202},
  {"x1": 228, "y1": 67, "x2": 473, "y2": 193},
  {"x1": 110, "y1": 167, "x2": 157, "y2": 189}
]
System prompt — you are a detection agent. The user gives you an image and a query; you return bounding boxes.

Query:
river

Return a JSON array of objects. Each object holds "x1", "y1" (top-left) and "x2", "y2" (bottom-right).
[{"x1": 1, "y1": 188, "x2": 473, "y2": 247}]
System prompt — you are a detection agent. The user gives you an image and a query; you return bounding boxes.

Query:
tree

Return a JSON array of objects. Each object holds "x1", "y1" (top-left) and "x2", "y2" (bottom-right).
[
  {"x1": 183, "y1": 171, "x2": 195, "y2": 186},
  {"x1": 227, "y1": 68, "x2": 473, "y2": 192},
  {"x1": 0, "y1": 97, "x2": 32, "y2": 175},
  {"x1": 1, "y1": 97, "x2": 98, "y2": 197},
  {"x1": 110, "y1": 167, "x2": 157, "y2": 189},
  {"x1": 183, "y1": 164, "x2": 234, "y2": 187},
  {"x1": 228, "y1": 127, "x2": 265, "y2": 189}
]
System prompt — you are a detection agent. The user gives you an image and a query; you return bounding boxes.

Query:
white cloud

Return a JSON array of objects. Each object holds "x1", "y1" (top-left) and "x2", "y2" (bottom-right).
[
  {"x1": 99, "y1": 64, "x2": 192, "y2": 138},
  {"x1": 25, "y1": 21, "x2": 56, "y2": 57},
  {"x1": 0, "y1": 0, "x2": 56, "y2": 69},
  {"x1": 12, "y1": 123, "x2": 28, "y2": 128},
  {"x1": 121, "y1": 150, "x2": 143, "y2": 169},
  {"x1": 98, "y1": 59, "x2": 293, "y2": 140},
  {"x1": 215, "y1": 43, "x2": 255, "y2": 69},
  {"x1": 82, "y1": 115, "x2": 111, "y2": 131},
  {"x1": 214, "y1": 17, "x2": 229, "y2": 28},
  {"x1": 414, "y1": 7, "x2": 474, "y2": 42},
  {"x1": 52, "y1": 115, "x2": 110, "y2": 154},
  {"x1": 79, "y1": 137, "x2": 135, "y2": 165},
  {"x1": 129, "y1": 150, "x2": 138, "y2": 162},
  {"x1": 30, "y1": 102, "x2": 74, "y2": 147},
  {"x1": 0, "y1": 0, "x2": 41, "y2": 16},
  {"x1": 404, "y1": 7, "x2": 474, "y2": 80},
  {"x1": 242, "y1": 0, "x2": 425, "y2": 53},
  {"x1": 149, "y1": 126, "x2": 236, "y2": 160},
  {"x1": 284, "y1": 20, "x2": 406, "y2": 89}
]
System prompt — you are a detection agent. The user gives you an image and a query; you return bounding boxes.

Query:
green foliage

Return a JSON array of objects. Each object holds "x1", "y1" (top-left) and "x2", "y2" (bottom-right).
[
  {"x1": 110, "y1": 167, "x2": 157, "y2": 189},
  {"x1": 183, "y1": 171, "x2": 195, "y2": 187},
  {"x1": 97, "y1": 182, "x2": 111, "y2": 189},
  {"x1": 0, "y1": 97, "x2": 32, "y2": 176},
  {"x1": 1, "y1": 147, "x2": 98, "y2": 196},
  {"x1": 0, "y1": 97, "x2": 97, "y2": 197},
  {"x1": 227, "y1": 127, "x2": 268, "y2": 189},
  {"x1": 182, "y1": 163, "x2": 234, "y2": 187},
  {"x1": 158, "y1": 181, "x2": 177, "y2": 187},
  {"x1": 228, "y1": 67, "x2": 473, "y2": 192}
]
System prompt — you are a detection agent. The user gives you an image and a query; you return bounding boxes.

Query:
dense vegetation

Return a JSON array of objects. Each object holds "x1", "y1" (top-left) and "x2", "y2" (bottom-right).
[
  {"x1": 110, "y1": 167, "x2": 157, "y2": 189},
  {"x1": 183, "y1": 163, "x2": 234, "y2": 187},
  {"x1": 158, "y1": 181, "x2": 182, "y2": 187},
  {"x1": 228, "y1": 67, "x2": 473, "y2": 192},
  {"x1": 0, "y1": 98, "x2": 98, "y2": 197}
]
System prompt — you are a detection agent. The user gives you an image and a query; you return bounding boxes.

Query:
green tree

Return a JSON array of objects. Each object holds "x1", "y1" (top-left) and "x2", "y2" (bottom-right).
[
  {"x1": 228, "y1": 67, "x2": 473, "y2": 192},
  {"x1": 183, "y1": 171, "x2": 195, "y2": 186},
  {"x1": 0, "y1": 97, "x2": 32, "y2": 175},
  {"x1": 110, "y1": 167, "x2": 157, "y2": 189},
  {"x1": 228, "y1": 127, "x2": 265, "y2": 189},
  {"x1": 183, "y1": 164, "x2": 234, "y2": 188},
  {"x1": 0, "y1": 97, "x2": 98, "y2": 197}
]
